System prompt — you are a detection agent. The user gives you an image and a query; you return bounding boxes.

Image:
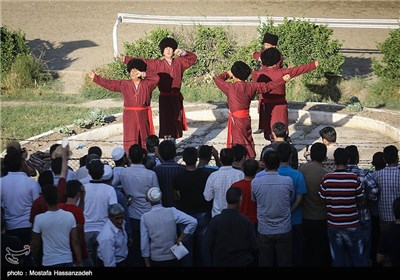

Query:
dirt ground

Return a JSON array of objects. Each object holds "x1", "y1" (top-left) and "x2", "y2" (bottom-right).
[
  {"x1": 1, "y1": 0, "x2": 399, "y2": 75},
  {"x1": 1, "y1": 0, "x2": 399, "y2": 153}
]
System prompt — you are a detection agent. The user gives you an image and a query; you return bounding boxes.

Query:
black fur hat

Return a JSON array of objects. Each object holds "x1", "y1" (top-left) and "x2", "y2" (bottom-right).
[
  {"x1": 231, "y1": 61, "x2": 251, "y2": 81},
  {"x1": 260, "y1": 48, "x2": 281, "y2": 67},
  {"x1": 159, "y1": 37, "x2": 178, "y2": 54},
  {"x1": 127, "y1": 59, "x2": 147, "y2": 73},
  {"x1": 262, "y1": 32, "x2": 278, "y2": 46}
]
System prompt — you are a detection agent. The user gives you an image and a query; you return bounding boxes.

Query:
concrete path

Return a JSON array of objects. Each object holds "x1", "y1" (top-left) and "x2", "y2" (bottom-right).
[{"x1": 63, "y1": 102, "x2": 400, "y2": 168}]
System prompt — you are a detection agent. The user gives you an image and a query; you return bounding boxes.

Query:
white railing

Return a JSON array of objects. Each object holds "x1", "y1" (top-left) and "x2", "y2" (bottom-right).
[{"x1": 112, "y1": 13, "x2": 399, "y2": 56}]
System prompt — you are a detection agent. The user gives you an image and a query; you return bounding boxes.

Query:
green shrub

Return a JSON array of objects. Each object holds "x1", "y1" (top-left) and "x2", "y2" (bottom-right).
[
  {"x1": 2, "y1": 53, "x2": 52, "y2": 91},
  {"x1": 372, "y1": 28, "x2": 400, "y2": 80},
  {"x1": 0, "y1": 26, "x2": 30, "y2": 75}
]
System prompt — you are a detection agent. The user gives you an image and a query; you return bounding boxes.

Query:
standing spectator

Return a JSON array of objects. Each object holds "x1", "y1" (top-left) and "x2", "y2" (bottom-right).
[
  {"x1": 140, "y1": 187, "x2": 197, "y2": 267},
  {"x1": 83, "y1": 160, "x2": 118, "y2": 265},
  {"x1": 97, "y1": 203, "x2": 129, "y2": 267},
  {"x1": 204, "y1": 148, "x2": 244, "y2": 217},
  {"x1": 120, "y1": 144, "x2": 159, "y2": 266},
  {"x1": 231, "y1": 159, "x2": 258, "y2": 227},
  {"x1": 276, "y1": 142, "x2": 307, "y2": 266},
  {"x1": 31, "y1": 184, "x2": 82, "y2": 267},
  {"x1": 153, "y1": 140, "x2": 186, "y2": 207},
  {"x1": 173, "y1": 147, "x2": 213, "y2": 266},
  {"x1": 205, "y1": 187, "x2": 258, "y2": 266},
  {"x1": 145, "y1": 135, "x2": 161, "y2": 170},
  {"x1": 197, "y1": 145, "x2": 221, "y2": 171},
  {"x1": 252, "y1": 150, "x2": 294, "y2": 267},
  {"x1": 346, "y1": 145, "x2": 372, "y2": 266},
  {"x1": 89, "y1": 60, "x2": 159, "y2": 152},
  {"x1": 319, "y1": 148, "x2": 364, "y2": 267},
  {"x1": 1, "y1": 149, "x2": 39, "y2": 250},
  {"x1": 214, "y1": 61, "x2": 288, "y2": 158},
  {"x1": 59, "y1": 180, "x2": 91, "y2": 266},
  {"x1": 232, "y1": 144, "x2": 248, "y2": 170},
  {"x1": 252, "y1": 48, "x2": 318, "y2": 141},
  {"x1": 374, "y1": 145, "x2": 400, "y2": 232},
  {"x1": 363, "y1": 151, "x2": 386, "y2": 266},
  {"x1": 298, "y1": 142, "x2": 331, "y2": 266},
  {"x1": 376, "y1": 197, "x2": 400, "y2": 266},
  {"x1": 120, "y1": 37, "x2": 197, "y2": 140},
  {"x1": 260, "y1": 122, "x2": 298, "y2": 169},
  {"x1": 110, "y1": 147, "x2": 128, "y2": 190},
  {"x1": 252, "y1": 32, "x2": 283, "y2": 135}
]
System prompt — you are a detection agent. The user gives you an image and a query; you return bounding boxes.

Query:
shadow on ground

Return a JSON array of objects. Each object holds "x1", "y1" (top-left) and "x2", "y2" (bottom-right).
[{"x1": 27, "y1": 39, "x2": 98, "y2": 70}]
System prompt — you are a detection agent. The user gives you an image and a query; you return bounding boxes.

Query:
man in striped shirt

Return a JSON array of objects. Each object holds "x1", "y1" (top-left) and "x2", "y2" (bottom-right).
[{"x1": 319, "y1": 148, "x2": 364, "y2": 267}]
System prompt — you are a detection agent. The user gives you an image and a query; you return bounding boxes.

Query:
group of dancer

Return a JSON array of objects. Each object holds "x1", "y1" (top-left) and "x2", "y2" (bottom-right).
[{"x1": 89, "y1": 32, "x2": 319, "y2": 156}]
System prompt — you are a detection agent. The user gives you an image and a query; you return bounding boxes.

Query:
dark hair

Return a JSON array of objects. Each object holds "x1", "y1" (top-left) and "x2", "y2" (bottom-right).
[
  {"x1": 272, "y1": 122, "x2": 287, "y2": 138},
  {"x1": 38, "y1": 170, "x2": 54, "y2": 189},
  {"x1": 393, "y1": 197, "x2": 400, "y2": 219},
  {"x1": 182, "y1": 147, "x2": 198, "y2": 166},
  {"x1": 319, "y1": 126, "x2": 337, "y2": 143},
  {"x1": 79, "y1": 155, "x2": 87, "y2": 168},
  {"x1": 129, "y1": 144, "x2": 145, "y2": 164},
  {"x1": 231, "y1": 61, "x2": 251, "y2": 81},
  {"x1": 87, "y1": 159, "x2": 104, "y2": 180},
  {"x1": 243, "y1": 159, "x2": 259, "y2": 177},
  {"x1": 49, "y1": 144, "x2": 60, "y2": 158},
  {"x1": 310, "y1": 142, "x2": 327, "y2": 162},
  {"x1": 345, "y1": 145, "x2": 359, "y2": 165},
  {"x1": 220, "y1": 148, "x2": 235, "y2": 166},
  {"x1": 51, "y1": 157, "x2": 62, "y2": 175},
  {"x1": 198, "y1": 145, "x2": 213, "y2": 160},
  {"x1": 333, "y1": 148, "x2": 349, "y2": 166},
  {"x1": 66, "y1": 180, "x2": 83, "y2": 199},
  {"x1": 158, "y1": 140, "x2": 176, "y2": 161},
  {"x1": 146, "y1": 135, "x2": 159, "y2": 153},
  {"x1": 277, "y1": 142, "x2": 292, "y2": 163},
  {"x1": 226, "y1": 187, "x2": 242, "y2": 204},
  {"x1": 42, "y1": 184, "x2": 58, "y2": 206},
  {"x1": 383, "y1": 145, "x2": 399, "y2": 165},
  {"x1": 88, "y1": 146, "x2": 102, "y2": 158},
  {"x1": 263, "y1": 150, "x2": 280, "y2": 170},
  {"x1": 4, "y1": 149, "x2": 22, "y2": 172},
  {"x1": 261, "y1": 48, "x2": 281, "y2": 67},
  {"x1": 232, "y1": 144, "x2": 248, "y2": 161},
  {"x1": 372, "y1": 152, "x2": 386, "y2": 170}
]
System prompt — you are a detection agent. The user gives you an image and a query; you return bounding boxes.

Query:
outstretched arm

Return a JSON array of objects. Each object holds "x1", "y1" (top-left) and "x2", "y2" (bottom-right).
[
  {"x1": 89, "y1": 70, "x2": 125, "y2": 92},
  {"x1": 283, "y1": 61, "x2": 318, "y2": 78}
]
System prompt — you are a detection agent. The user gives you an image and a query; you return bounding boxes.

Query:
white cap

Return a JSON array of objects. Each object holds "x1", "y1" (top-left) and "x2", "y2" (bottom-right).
[
  {"x1": 146, "y1": 187, "x2": 162, "y2": 203},
  {"x1": 102, "y1": 165, "x2": 113, "y2": 181},
  {"x1": 111, "y1": 147, "x2": 125, "y2": 161}
]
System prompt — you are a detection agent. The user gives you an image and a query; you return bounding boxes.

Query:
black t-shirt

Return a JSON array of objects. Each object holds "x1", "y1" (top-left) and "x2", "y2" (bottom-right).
[{"x1": 173, "y1": 169, "x2": 213, "y2": 215}]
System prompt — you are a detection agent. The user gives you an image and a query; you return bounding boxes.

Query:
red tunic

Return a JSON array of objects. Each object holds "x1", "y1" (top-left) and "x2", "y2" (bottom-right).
[
  {"x1": 231, "y1": 179, "x2": 257, "y2": 224},
  {"x1": 93, "y1": 74, "x2": 159, "y2": 152},
  {"x1": 125, "y1": 51, "x2": 197, "y2": 138},
  {"x1": 251, "y1": 61, "x2": 317, "y2": 140},
  {"x1": 253, "y1": 49, "x2": 283, "y2": 130},
  {"x1": 214, "y1": 72, "x2": 284, "y2": 158}
]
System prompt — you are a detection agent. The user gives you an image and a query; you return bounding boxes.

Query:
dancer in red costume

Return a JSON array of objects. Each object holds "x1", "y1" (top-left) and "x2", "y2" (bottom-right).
[
  {"x1": 119, "y1": 37, "x2": 197, "y2": 140},
  {"x1": 252, "y1": 48, "x2": 319, "y2": 141},
  {"x1": 214, "y1": 61, "x2": 290, "y2": 158},
  {"x1": 89, "y1": 59, "x2": 159, "y2": 152}
]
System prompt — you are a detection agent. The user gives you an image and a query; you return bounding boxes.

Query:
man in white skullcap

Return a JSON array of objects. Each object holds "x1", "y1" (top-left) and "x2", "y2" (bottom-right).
[{"x1": 140, "y1": 187, "x2": 197, "y2": 267}]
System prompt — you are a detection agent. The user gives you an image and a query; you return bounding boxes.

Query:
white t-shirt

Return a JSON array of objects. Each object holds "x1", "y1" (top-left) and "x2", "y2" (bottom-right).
[{"x1": 33, "y1": 209, "x2": 76, "y2": 266}]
